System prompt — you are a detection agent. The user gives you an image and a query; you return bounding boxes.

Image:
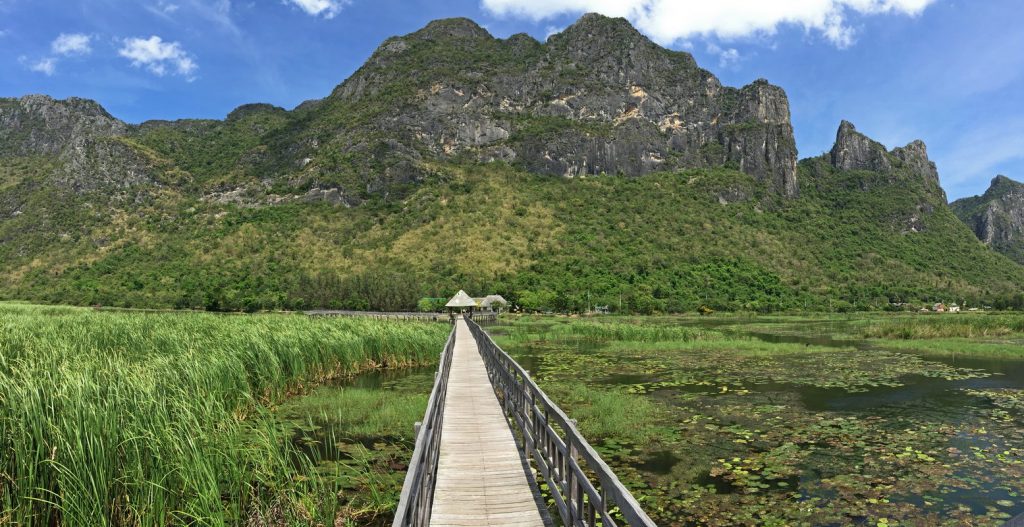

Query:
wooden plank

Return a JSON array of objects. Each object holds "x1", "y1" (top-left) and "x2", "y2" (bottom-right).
[{"x1": 429, "y1": 319, "x2": 548, "y2": 527}]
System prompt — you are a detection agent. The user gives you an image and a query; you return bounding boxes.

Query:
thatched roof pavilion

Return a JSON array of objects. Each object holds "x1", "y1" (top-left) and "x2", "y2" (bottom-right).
[
  {"x1": 481, "y1": 295, "x2": 508, "y2": 308},
  {"x1": 445, "y1": 290, "x2": 477, "y2": 310}
]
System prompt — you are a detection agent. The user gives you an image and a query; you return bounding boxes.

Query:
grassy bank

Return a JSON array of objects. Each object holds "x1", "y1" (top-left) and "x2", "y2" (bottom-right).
[{"x1": 0, "y1": 303, "x2": 449, "y2": 525}]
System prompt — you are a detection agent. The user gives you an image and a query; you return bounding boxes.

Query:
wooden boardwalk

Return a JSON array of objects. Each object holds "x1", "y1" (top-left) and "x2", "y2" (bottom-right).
[
  {"x1": 428, "y1": 319, "x2": 548, "y2": 527},
  {"x1": 394, "y1": 316, "x2": 654, "y2": 527}
]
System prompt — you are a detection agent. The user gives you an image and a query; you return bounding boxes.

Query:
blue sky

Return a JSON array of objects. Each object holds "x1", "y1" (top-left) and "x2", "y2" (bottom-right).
[{"x1": 0, "y1": 0, "x2": 1021, "y2": 200}]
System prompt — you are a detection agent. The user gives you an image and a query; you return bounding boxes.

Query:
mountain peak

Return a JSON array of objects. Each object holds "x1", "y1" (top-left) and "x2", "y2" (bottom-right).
[
  {"x1": 226, "y1": 103, "x2": 286, "y2": 122},
  {"x1": 989, "y1": 174, "x2": 1021, "y2": 190},
  {"x1": 830, "y1": 120, "x2": 891, "y2": 172},
  {"x1": 891, "y1": 138, "x2": 942, "y2": 196},
  {"x1": 982, "y1": 174, "x2": 1024, "y2": 201},
  {"x1": 565, "y1": 12, "x2": 640, "y2": 34},
  {"x1": 828, "y1": 121, "x2": 944, "y2": 199},
  {"x1": 414, "y1": 17, "x2": 492, "y2": 41},
  {"x1": 952, "y1": 174, "x2": 1024, "y2": 263},
  {"x1": 549, "y1": 12, "x2": 654, "y2": 51},
  {"x1": 1, "y1": 95, "x2": 126, "y2": 156}
]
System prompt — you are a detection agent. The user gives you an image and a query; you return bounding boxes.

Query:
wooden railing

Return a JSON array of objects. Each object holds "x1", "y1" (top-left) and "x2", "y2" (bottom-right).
[
  {"x1": 466, "y1": 318, "x2": 657, "y2": 527},
  {"x1": 391, "y1": 325, "x2": 457, "y2": 527}
]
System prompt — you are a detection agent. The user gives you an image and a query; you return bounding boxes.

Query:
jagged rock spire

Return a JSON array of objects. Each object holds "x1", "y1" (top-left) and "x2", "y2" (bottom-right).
[{"x1": 830, "y1": 120, "x2": 891, "y2": 172}]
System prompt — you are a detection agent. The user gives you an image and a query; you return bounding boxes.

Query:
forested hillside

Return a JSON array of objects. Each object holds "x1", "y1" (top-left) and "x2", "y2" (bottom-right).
[{"x1": 1, "y1": 14, "x2": 1021, "y2": 313}]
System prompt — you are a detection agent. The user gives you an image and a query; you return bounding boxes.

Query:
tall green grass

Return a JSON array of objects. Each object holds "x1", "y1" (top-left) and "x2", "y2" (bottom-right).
[
  {"x1": 502, "y1": 317, "x2": 717, "y2": 343},
  {"x1": 0, "y1": 304, "x2": 448, "y2": 525},
  {"x1": 859, "y1": 314, "x2": 1024, "y2": 339}
]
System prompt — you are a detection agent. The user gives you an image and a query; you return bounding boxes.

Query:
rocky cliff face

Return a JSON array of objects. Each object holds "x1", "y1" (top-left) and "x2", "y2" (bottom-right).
[
  {"x1": 302, "y1": 14, "x2": 800, "y2": 197},
  {"x1": 828, "y1": 120, "x2": 945, "y2": 201},
  {"x1": 952, "y1": 175, "x2": 1024, "y2": 264},
  {"x1": 831, "y1": 120, "x2": 891, "y2": 173},
  {"x1": 0, "y1": 95, "x2": 127, "y2": 156},
  {"x1": 0, "y1": 95, "x2": 155, "y2": 196}
]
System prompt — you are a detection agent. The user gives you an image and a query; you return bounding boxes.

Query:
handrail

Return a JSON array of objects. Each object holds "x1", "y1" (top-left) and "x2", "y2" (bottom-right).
[
  {"x1": 465, "y1": 318, "x2": 658, "y2": 527},
  {"x1": 392, "y1": 323, "x2": 457, "y2": 527}
]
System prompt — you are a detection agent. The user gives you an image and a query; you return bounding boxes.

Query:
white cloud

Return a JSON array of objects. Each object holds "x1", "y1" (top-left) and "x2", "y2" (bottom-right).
[
  {"x1": 51, "y1": 33, "x2": 92, "y2": 56},
  {"x1": 707, "y1": 43, "x2": 741, "y2": 68},
  {"x1": 481, "y1": 0, "x2": 937, "y2": 48},
  {"x1": 284, "y1": 0, "x2": 349, "y2": 19},
  {"x1": 162, "y1": 1, "x2": 239, "y2": 35},
  {"x1": 146, "y1": 1, "x2": 180, "y2": 18},
  {"x1": 20, "y1": 56, "x2": 57, "y2": 76},
  {"x1": 119, "y1": 36, "x2": 198, "y2": 80}
]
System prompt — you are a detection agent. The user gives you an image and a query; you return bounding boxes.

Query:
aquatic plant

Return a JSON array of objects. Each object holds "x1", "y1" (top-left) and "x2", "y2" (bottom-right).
[
  {"x1": 496, "y1": 315, "x2": 1024, "y2": 526},
  {"x1": 0, "y1": 303, "x2": 448, "y2": 525},
  {"x1": 860, "y1": 313, "x2": 1024, "y2": 339}
]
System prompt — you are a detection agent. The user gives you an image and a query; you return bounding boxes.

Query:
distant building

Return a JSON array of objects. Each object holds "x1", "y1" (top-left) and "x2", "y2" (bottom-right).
[
  {"x1": 476, "y1": 295, "x2": 509, "y2": 313},
  {"x1": 447, "y1": 290, "x2": 508, "y2": 316},
  {"x1": 948, "y1": 304, "x2": 961, "y2": 313},
  {"x1": 932, "y1": 303, "x2": 946, "y2": 313},
  {"x1": 446, "y1": 290, "x2": 478, "y2": 313}
]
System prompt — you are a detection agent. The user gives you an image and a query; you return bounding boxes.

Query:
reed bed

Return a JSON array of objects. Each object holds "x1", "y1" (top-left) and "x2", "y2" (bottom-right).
[
  {"x1": 859, "y1": 313, "x2": 1024, "y2": 339},
  {"x1": 0, "y1": 303, "x2": 448, "y2": 525},
  {"x1": 502, "y1": 318, "x2": 717, "y2": 343}
]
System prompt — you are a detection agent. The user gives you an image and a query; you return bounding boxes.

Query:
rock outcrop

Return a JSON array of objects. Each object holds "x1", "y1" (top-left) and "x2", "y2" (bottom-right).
[
  {"x1": 0, "y1": 95, "x2": 157, "y2": 196},
  {"x1": 0, "y1": 95, "x2": 127, "y2": 156},
  {"x1": 827, "y1": 120, "x2": 946, "y2": 201},
  {"x1": 831, "y1": 121, "x2": 891, "y2": 173},
  {"x1": 952, "y1": 175, "x2": 1024, "y2": 264}
]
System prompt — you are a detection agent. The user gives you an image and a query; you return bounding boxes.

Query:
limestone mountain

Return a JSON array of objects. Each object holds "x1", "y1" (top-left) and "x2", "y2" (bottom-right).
[
  {"x1": 1, "y1": 14, "x2": 1022, "y2": 312},
  {"x1": 952, "y1": 175, "x2": 1024, "y2": 264},
  {"x1": 309, "y1": 14, "x2": 799, "y2": 196}
]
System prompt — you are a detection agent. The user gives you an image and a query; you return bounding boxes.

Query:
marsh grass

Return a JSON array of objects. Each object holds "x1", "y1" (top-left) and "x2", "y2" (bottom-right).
[
  {"x1": 547, "y1": 384, "x2": 675, "y2": 445},
  {"x1": 873, "y1": 338, "x2": 1024, "y2": 356},
  {"x1": 276, "y1": 384, "x2": 429, "y2": 439},
  {"x1": 600, "y1": 337, "x2": 846, "y2": 355},
  {"x1": 0, "y1": 303, "x2": 448, "y2": 525},
  {"x1": 501, "y1": 317, "x2": 716, "y2": 343},
  {"x1": 858, "y1": 313, "x2": 1024, "y2": 339}
]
